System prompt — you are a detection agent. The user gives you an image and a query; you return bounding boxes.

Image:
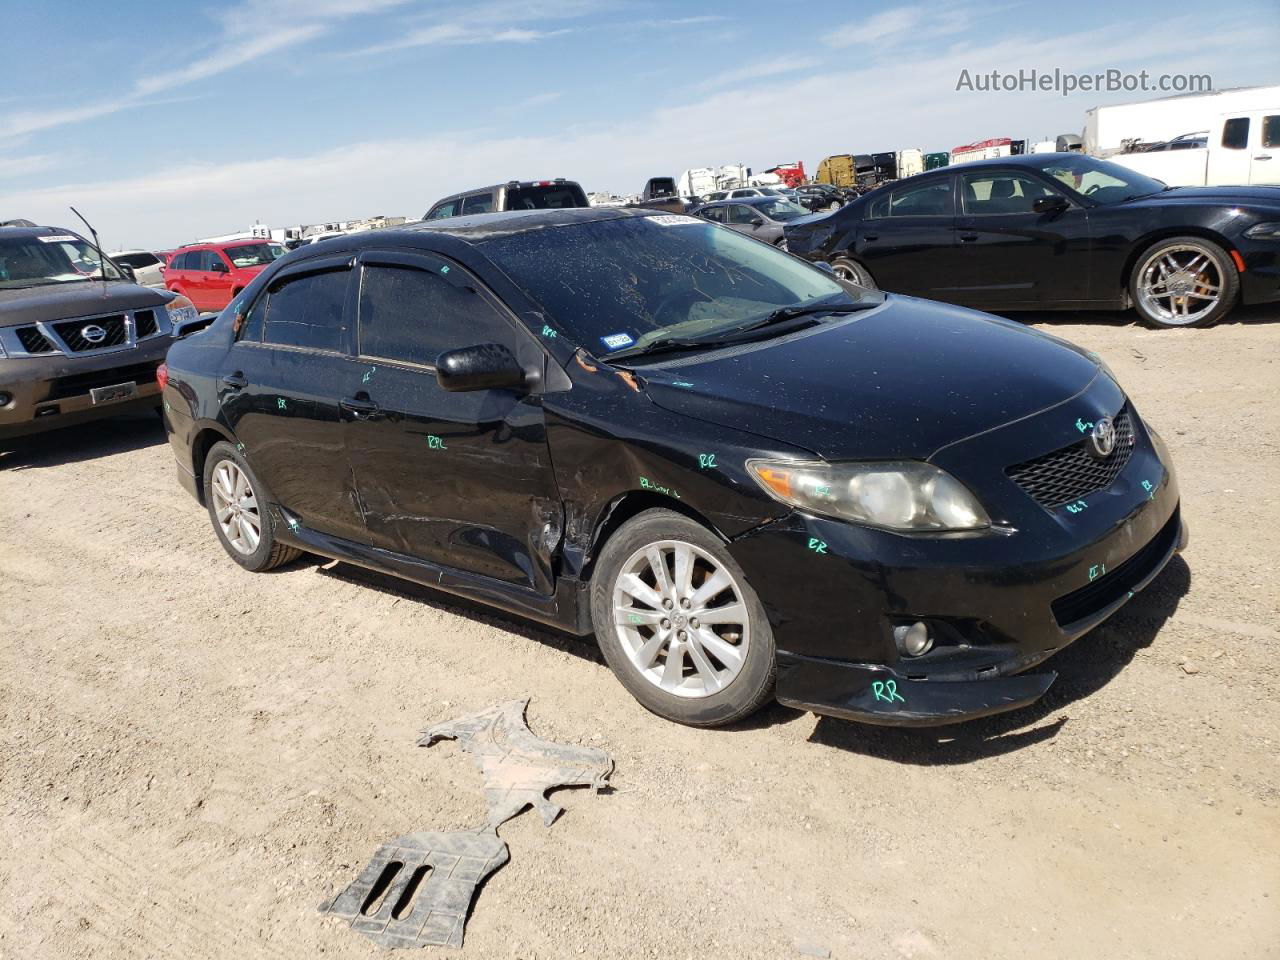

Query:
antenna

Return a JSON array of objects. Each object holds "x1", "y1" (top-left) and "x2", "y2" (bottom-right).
[{"x1": 69, "y1": 206, "x2": 109, "y2": 296}]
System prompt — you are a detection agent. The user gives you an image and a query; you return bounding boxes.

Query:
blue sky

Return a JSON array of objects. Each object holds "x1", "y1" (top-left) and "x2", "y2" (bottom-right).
[{"x1": 1, "y1": 0, "x2": 1276, "y2": 248}]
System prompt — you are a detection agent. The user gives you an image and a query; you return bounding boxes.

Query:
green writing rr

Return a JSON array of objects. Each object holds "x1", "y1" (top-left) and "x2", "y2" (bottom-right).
[
  {"x1": 541, "y1": 325, "x2": 557, "y2": 339},
  {"x1": 871, "y1": 680, "x2": 905, "y2": 704},
  {"x1": 698, "y1": 453, "x2": 717, "y2": 470},
  {"x1": 807, "y1": 538, "x2": 828, "y2": 555},
  {"x1": 277, "y1": 397, "x2": 287, "y2": 410}
]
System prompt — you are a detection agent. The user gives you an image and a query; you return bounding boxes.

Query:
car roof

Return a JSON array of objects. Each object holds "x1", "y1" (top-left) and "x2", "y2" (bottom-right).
[
  {"x1": 696, "y1": 196, "x2": 781, "y2": 208},
  {"x1": 0, "y1": 224, "x2": 84, "y2": 241},
  {"x1": 430, "y1": 180, "x2": 584, "y2": 207},
  {"x1": 397, "y1": 205, "x2": 655, "y2": 242}
]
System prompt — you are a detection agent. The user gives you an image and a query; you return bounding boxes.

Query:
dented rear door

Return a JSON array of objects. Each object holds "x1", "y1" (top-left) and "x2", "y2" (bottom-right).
[{"x1": 345, "y1": 250, "x2": 560, "y2": 593}]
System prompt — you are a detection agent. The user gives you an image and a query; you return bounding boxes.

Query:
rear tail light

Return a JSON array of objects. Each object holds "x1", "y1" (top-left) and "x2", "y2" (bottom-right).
[{"x1": 156, "y1": 362, "x2": 169, "y2": 391}]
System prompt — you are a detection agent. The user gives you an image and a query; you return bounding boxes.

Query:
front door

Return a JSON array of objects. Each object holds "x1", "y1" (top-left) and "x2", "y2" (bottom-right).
[
  {"x1": 220, "y1": 257, "x2": 368, "y2": 542},
  {"x1": 853, "y1": 175, "x2": 958, "y2": 298},
  {"x1": 952, "y1": 169, "x2": 1093, "y2": 305},
  {"x1": 1214, "y1": 115, "x2": 1254, "y2": 185},
  {"x1": 343, "y1": 249, "x2": 560, "y2": 593}
]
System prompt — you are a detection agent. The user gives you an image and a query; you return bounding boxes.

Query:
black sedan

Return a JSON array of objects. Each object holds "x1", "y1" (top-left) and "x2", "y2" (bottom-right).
[
  {"x1": 792, "y1": 183, "x2": 851, "y2": 213},
  {"x1": 783, "y1": 153, "x2": 1280, "y2": 328},
  {"x1": 691, "y1": 196, "x2": 814, "y2": 247},
  {"x1": 162, "y1": 207, "x2": 1184, "y2": 728}
]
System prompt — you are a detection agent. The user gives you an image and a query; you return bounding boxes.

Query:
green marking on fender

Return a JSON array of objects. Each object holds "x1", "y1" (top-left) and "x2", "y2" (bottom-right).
[
  {"x1": 426, "y1": 435, "x2": 447, "y2": 450},
  {"x1": 1089, "y1": 563, "x2": 1106, "y2": 582},
  {"x1": 638, "y1": 476, "x2": 680, "y2": 498},
  {"x1": 872, "y1": 679, "x2": 905, "y2": 704},
  {"x1": 541, "y1": 324, "x2": 557, "y2": 339},
  {"x1": 277, "y1": 397, "x2": 287, "y2": 410},
  {"x1": 698, "y1": 453, "x2": 717, "y2": 470},
  {"x1": 672, "y1": 381, "x2": 694, "y2": 388},
  {"x1": 362, "y1": 366, "x2": 375, "y2": 383},
  {"x1": 440, "y1": 265, "x2": 450, "y2": 274},
  {"x1": 807, "y1": 538, "x2": 828, "y2": 555}
]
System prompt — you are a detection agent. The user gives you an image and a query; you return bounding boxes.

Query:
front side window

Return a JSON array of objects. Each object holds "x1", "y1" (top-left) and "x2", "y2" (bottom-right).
[
  {"x1": 357, "y1": 263, "x2": 515, "y2": 366},
  {"x1": 201, "y1": 251, "x2": 227, "y2": 272},
  {"x1": 888, "y1": 179, "x2": 954, "y2": 216},
  {"x1": 428, "y1": 200, "x2": 458, "y2": 220},
  {"x1": 0, "y1": 234, "x2": 124, "y2": 289},
  {"x1": 263, "y1": 268, "x2": 350, "y2": 352},
  {"x1": 960, "y1": 172, "x2": 1056, "y2": 214},
  {"x1": 1222, "y1": 117, "x2": 1250, "y2": 149},
  {"x1": 726, "y1": 205, "x2": 759, "y2": 225},
  {"x1": 479, "y1": 215, "x2": 864, "y2": 355},
  {"x1": 461, "y1": 193, "x2": 495, "y2": 215}
]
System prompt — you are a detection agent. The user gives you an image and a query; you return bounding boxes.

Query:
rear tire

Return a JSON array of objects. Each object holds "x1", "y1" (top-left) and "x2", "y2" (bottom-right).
[
  {"x1": 830, "y1": 256, "x2": 877, "y2": 289},
  {"x1": 1129, "y1": 236, "x2": 1237, "y2": 329},
  {"x1": 202, "y1": 441, "x2": 301, "y2": 572},
  {"x1": 590, "y1": 509, "x2": 775, "y2": 727}
]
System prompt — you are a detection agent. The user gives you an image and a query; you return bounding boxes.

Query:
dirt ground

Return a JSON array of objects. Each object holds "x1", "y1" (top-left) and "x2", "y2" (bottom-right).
[{"x1": 2, "y1": 307, "x2": 1278, "y2": 960}]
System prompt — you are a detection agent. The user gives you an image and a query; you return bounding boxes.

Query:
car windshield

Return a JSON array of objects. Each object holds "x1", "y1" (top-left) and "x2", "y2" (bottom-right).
[
  {"x1": 756, "y1": 200, "x2": 808, "y2": 221},
  {"x1": 480, "y1": 214, "x2": 874, "y2": 356},
  {"x1": 0, "y1": 234, "x2": 124, "y2": 289},
  {"x1": 223, "y1": 242, "x2": 286, "y2": 268},
  {"x1": 1034, "y1": 154, "x2": 1167, "y2": 204}
]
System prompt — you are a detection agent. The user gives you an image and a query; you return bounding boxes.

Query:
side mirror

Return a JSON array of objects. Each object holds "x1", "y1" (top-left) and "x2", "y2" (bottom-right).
[
  {"x1": 211, "y1": 261, "x2": 229, "y2": 273},
  {"x1": 750, "y1": 216, "x2": 765, "y2": 226},
  {"x1": 117, "y1": 263, "x2": 137, "y2": 282},
  {"x1": 1033, "y1": 195, "x2": 1070, "y2": 214},
  {"x1": 436, "y1": 343, "x2": 527, "y2": 392}
]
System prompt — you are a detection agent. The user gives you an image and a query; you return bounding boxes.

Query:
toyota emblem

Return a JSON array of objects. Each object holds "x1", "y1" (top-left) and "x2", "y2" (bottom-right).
[
  {"x1": 80, "y1": 323, "x2": 108, "y2": 344},
  {"x1": 1090, "y1": 417, "x2": 1116, "y2": 459}
]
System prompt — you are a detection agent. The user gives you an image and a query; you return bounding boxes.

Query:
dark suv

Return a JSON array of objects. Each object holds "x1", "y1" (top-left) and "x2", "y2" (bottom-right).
[
  {"x1": 424, "y1": 179, "x2": 588, "y2": 220},
  {"x1": 1, "y1": 224, "x2": 200, "y2": 440}
]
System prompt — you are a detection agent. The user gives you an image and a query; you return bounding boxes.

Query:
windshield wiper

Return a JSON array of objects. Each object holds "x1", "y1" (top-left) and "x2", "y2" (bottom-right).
[
  {"x1": 732, "y1": 301, "x2": 874, "y2": 333},
  {"x1": 606, "y1": 336, "x2": 721, "y2": 361}
]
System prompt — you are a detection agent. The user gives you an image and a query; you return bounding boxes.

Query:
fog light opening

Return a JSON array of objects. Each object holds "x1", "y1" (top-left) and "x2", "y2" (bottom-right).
[
  {"x1": 895, "y1": 621, "x2": 934, "y2": 658},
  {"x1": 0, "y1": 392, "x2": 12, "y2": 407}
]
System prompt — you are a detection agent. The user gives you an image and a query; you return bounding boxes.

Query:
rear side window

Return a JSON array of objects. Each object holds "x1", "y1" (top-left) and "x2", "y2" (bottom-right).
[
  {"x1": 1263, "y1": 115, "x2": 1280, "y2": 149},
  {"x1": 460, "y1": 193, "x2": 494, "y2": 215},
  {"x1": 1222, "y1": 117, "x2": 1250, "y2": 149},
  {"x1": 357, "y1": 264, "x2": 516, "y2": 366},
  {"x1": 264, "y1": 269, "x2": 350, "y2": 352},
  {"x1": 888, "y1": 179, "x2": 954, "y2": 216}
]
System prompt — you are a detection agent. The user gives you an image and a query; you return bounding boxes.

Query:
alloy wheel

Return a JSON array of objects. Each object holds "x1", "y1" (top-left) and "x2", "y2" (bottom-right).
[
  {"x1": 611, "y1": 540, "x2": 749, "y2": 698},
  {"x1": 1136, "y1": 243, "x2": 1224, "y2": 326},
  {"x1": 211, "y1": 459, "x2": 261, "y2": 555}
]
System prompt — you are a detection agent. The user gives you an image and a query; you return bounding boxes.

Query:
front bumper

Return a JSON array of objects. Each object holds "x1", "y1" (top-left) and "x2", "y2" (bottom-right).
[{"x1": 0, "y1": 338, "x2": 171, "y2": 440}]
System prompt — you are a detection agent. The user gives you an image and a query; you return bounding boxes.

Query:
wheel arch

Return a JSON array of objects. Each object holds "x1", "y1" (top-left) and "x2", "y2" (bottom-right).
[
  {"x1": 580, "y1": 492, "x2": 730, "y2": 584},
  {"x1": 1120, "y1": 227, "x2": 1239, "y2": 298},
  {"x1": 189, "y1": 421, "x2": 237, "y2": 506}
]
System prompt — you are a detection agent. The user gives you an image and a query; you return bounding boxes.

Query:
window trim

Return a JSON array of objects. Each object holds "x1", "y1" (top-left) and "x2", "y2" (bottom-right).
[
  {"x1": 352, "y1": 248, "x2": 542, "y2": 377},
  {"x1": 957, "y1": 169, "x2": 1068, "y2": 217}
]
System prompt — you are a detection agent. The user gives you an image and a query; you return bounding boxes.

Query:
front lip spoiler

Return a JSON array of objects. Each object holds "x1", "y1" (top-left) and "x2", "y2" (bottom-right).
[{"x1": 776, "y1": 652, "x2": 1056, "y2": 727}]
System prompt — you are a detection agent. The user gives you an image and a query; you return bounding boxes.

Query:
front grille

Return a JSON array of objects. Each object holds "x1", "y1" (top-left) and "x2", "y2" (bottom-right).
[
  {"x1": 47, "y1": 361, "x2": 159, "y2": 401},
  {"x1": 1051, "y1": 509, "x2": 1180, "y2": 628},
  {"x1": 52, "y1": 314, "x2": 128, "y2": 352},
  {"x1": 16, "y1": 326, "x2": 57, "y2": 354},
  {"x1": 134, "y1": 309, "x2": 158, "y2": 338},
  {"x1": 1006, "y1": 410, "x2": 1136, "y2": 508}
]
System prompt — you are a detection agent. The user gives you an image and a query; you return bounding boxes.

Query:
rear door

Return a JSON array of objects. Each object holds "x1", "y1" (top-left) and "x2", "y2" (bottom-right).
[
  {"x1": 344, "y1": 248, "x2": 560, "y2": 592},
  {"x1": 853, "y1": 175, "x2": 958, "y2": 297},
  {"x1": 221, "y1": 255, "x2": 368, "y2": 541},
  {"x1": 1252, "y1": 113, "x2": 1279, "y2": 184},
  {"x1": 953, "y1": 168, "x2": 1092, "y2": 305}
]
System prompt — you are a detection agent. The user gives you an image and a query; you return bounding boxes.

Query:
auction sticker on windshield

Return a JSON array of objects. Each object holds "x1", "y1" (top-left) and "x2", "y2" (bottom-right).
[
  {"x1": 600, "y1": 332, "x2": 634, "y2": 350},
  {"x1": 36, "y1": 235, "x2": 80, "y2": 243},
  {"x1": 646, "y1": 215, "x2": 699, "y2": 226}
]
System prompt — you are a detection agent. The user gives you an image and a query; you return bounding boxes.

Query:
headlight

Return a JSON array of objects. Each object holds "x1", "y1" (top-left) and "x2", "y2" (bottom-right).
[
  {"x1": 1243, "y1": 222, "x2": 1280, "y2": 240},
  {"x1": 747, "y1": 459, "x2": 991, "y2": 532},
  {"x1": 165, "y1": 294, "x2": 200, "y2": 333}
]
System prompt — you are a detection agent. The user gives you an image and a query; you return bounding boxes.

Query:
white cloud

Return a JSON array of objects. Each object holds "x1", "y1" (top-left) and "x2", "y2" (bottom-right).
[
  {"x1": 352, "y1": 0, "x2": 601, "y2": 54},
  {"x1": 825, "y1": 3, "x2": 973, "y2": 48},
  {"x1": 519, "y1": 91, "x2": 564, "y2": 106},
  {"x1": 698, "y1": 56, "x2": 825, "y2": 91},
  {"x1": 0, "y1": 153, "x2": 64, "y2": 177},
  {"x1": 0, "y1": 13, "x2": 1266, "y2": 249}
]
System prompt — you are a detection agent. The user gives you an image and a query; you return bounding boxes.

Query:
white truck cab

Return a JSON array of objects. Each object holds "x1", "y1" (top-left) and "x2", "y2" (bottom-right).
[{"x1": 1106, "y1": 110, "x2": 1279, "y2": 186}]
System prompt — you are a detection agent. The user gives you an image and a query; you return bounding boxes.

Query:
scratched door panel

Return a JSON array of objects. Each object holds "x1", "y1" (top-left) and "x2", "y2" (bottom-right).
[{"x1": 348, "y1": 257, "x2": 560, "y2": 592}]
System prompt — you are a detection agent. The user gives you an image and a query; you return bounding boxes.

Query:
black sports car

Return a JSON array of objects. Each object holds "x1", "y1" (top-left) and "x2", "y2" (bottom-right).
[
  {"x1": 162, "y1": 207, "x2": 1184, "y2": 729},
  {"x1": 783, "y1": 153, "x2": 1280, "y2": 328}
]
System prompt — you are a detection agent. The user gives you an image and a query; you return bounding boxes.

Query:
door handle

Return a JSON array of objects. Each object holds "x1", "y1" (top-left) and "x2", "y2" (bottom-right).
[
  {"x1": 863, "y1": 233, "x2": 879, "y2": 241},
  {"x1": 959, "y1": 232, "x2": 979, "y2": 242},
  {"x1": 1254, "y1": 154, "x2": 1272, "y2": 160},
  {"x1": 219, "y1": 372, "x2": 247, "y2": 389},
  {"x1": 340, "y1": 396, "x2": 382, "y2": 419}
]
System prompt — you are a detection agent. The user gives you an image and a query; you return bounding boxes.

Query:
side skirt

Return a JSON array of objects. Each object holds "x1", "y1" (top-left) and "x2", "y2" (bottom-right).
[{"x1": 270, "y1": 505, "x2": 593, "y2": 636}]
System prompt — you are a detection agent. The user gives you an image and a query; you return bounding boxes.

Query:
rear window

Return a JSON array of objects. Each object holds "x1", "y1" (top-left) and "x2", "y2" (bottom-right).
[{"x1": 504, "y1": 184, "x2": 588, "y2": 210}]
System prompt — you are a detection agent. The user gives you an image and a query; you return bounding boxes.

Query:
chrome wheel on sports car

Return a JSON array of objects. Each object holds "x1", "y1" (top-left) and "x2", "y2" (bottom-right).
[
  {"x1": 831, "y1": 257, "x2": 876, "y2": 289},
  {"x1": 612, "y1": 540, "x2": 749, "y2": 698},
  {"x1": 1131, "y1": 237, "x2": 1237, "y2": 329}
]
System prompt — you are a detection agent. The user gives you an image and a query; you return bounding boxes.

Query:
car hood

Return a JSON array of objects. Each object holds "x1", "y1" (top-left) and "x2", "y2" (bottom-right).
[
  {"x1": 635, "y1": 296, "x2": 1100, "y2": 460},
  {"x1": 1137, "y1": 185, "x2": 1280, "y2": 208},
  {"x1": 0, "y1": 282, "x2": 172, "y2": 328}
]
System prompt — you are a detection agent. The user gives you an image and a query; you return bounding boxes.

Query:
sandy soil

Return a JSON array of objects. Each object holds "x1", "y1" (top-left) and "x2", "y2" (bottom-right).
[{"x1": 2, "y1": 308, "x2": 1278, "y2": 960}]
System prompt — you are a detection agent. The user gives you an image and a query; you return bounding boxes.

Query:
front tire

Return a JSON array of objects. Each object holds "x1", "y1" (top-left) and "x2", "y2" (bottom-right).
[
  {"x1": 590, "y1": 509, "x2": 775, "y2": 727},
  {"x1": 1129, "y1": 236, "x2": 1238, "y2": 329},
  {"x1": 202, "y1": 441, "x2": 301, "y2": 572},
  {"x1": 830, "y1": 256, "x2": 877, "y2": 289}
]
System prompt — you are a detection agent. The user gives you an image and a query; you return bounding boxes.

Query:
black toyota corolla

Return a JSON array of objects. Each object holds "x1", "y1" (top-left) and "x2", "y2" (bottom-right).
[{"x1": 162, "y1": 207, "x2": 1185, "y2": 728}]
